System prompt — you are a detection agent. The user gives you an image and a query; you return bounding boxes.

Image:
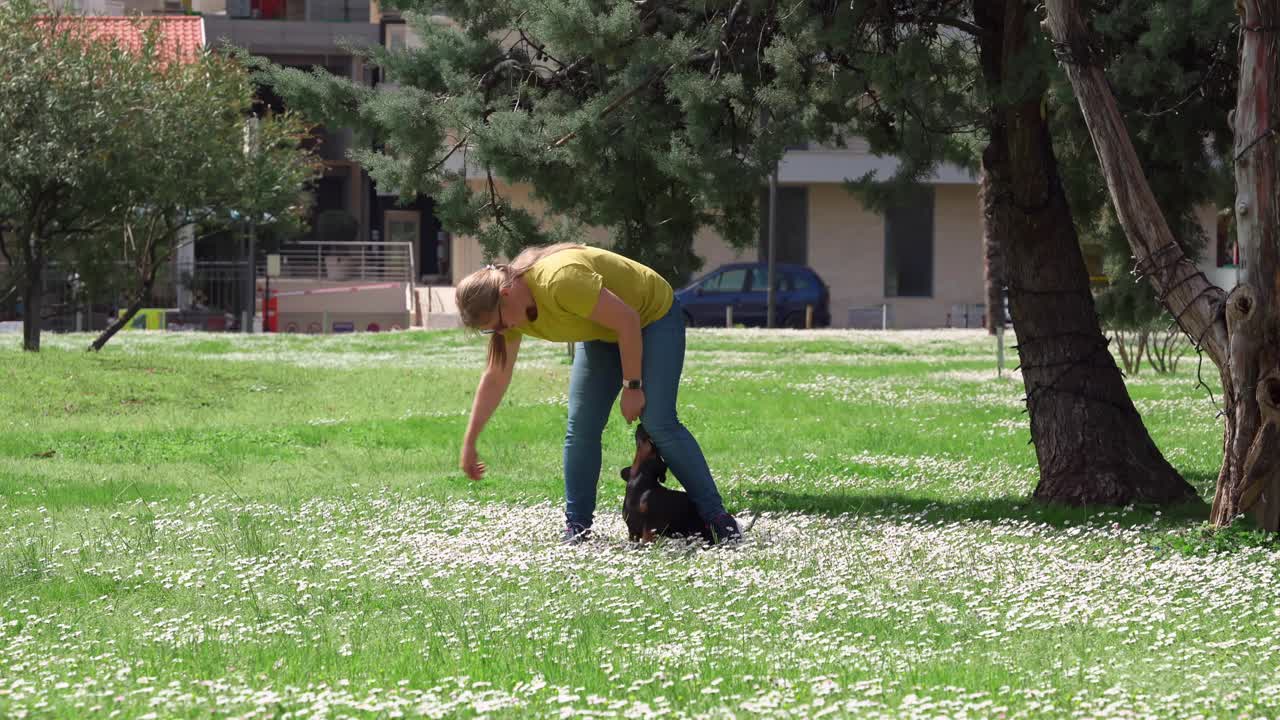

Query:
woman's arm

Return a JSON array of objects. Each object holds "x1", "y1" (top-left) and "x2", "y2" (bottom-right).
[
  {"x1": 589, "y1": 289, "x2": 644, "y2": 422},
  {"x1": 460, "y1": 333, "x2": 521, "y2": 479}
]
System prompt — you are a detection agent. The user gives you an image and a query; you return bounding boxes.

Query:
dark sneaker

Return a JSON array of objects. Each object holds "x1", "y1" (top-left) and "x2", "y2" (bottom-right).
[
  {"x1": 561, "y1": 522, "x2": 592, "y2": 545},
  {"x1": 707, "y1": 513, "x2": 741, "y2": 544}
]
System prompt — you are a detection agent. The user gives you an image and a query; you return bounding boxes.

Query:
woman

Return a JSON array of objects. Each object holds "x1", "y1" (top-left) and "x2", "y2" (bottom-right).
[{"x1": 455, "y1": 243, "x2": 740, "y2": 544}]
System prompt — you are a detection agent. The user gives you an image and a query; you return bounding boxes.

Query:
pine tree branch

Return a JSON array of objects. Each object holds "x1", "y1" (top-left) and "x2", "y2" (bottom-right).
[
  {"x1": 427, "y1": 132, "x2": 472, "y2": 174},
  {"x1": 549, "y1": 63, "x2": 676, "y2": 148},
  {"x1": 710, "y1": 0, "x2": 747, "y2": 78},
  {"x1": 485, "y1": 168, "x2": 515, "y2": 239},
  {"x1": 896, "y1": 13, "x2": 985, "y2": 38}
]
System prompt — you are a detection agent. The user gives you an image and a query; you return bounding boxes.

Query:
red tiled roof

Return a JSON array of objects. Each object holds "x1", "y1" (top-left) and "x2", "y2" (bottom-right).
[{"x1": 46, "y1": 16, "x2": 205, "y2": 63}]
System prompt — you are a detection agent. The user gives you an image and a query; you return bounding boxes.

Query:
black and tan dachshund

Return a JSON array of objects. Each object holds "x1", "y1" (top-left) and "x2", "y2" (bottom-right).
[{"x1": 619, "y1": 425, "x2": 713, "y2": 543}]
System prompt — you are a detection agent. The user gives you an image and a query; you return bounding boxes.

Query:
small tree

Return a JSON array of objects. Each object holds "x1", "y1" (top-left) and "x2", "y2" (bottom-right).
[
  {"x1": 73, "y1": 43, "x2": 318, "y2": 351},
  {"x1": 1048, "y1": 0, "x2": 1235, "y2": 376},
  {"x1": 0, "y1": 1, "x2": 145, "y2": 351}
]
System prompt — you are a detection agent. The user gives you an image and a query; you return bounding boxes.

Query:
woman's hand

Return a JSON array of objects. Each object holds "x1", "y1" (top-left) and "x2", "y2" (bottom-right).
[
  {"x1": 460, "y1": 440, "x2": 486, "y2": 480},
  {"x1": 620, "y1": 388, "x2": 645, "y2": 424}
]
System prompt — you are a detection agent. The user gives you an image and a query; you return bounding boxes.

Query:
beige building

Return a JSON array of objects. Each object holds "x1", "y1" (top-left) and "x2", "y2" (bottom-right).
[{"x1": 445, "y1": 141, "x2": 988, "y2": 329}]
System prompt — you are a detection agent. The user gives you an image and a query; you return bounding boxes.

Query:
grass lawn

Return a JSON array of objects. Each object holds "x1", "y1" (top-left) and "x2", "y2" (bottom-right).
[{"x1": 2, "y1": 328, "x2": 1277, "y2": 719}]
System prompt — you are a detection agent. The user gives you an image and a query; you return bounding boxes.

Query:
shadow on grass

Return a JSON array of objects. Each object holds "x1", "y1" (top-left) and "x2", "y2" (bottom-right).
[{"x1": 738, "y1": 486, "x2": 1210, "y2": 529}]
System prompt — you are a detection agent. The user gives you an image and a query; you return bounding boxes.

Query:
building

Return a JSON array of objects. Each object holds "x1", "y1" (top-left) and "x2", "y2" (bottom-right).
[{"x1": 443, "y1": 141, "x2": 986, "y2": 329}]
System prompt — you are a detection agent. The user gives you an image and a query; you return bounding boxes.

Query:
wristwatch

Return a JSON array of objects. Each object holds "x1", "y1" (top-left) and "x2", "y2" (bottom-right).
[{"x1": 624, "y1": 378, "x2": 643, "y2": 390}]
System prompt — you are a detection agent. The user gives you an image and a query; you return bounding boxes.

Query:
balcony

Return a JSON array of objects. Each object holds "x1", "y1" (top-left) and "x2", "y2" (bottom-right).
[
  {"x1": 205, "y1": 11, "x2": 379, "y2": 56},
  {"x1": 222, "y1": 0, "x2": 370, "y2": 21}
]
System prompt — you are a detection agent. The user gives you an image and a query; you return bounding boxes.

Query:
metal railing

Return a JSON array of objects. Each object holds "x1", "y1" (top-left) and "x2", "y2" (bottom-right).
[{"x1": 259, "y1": 241, "x2": 415, "y2": 284}]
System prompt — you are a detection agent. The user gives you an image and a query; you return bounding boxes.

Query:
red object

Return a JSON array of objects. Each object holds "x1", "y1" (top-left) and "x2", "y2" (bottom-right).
[
  {"x1": 265, "y1": 295, "x2": 279, "y2": 332},
  {"x1": 366, "y1": 322, "x2": 381, "y2": 332},
  {"x1": 255, "y1": 0, "x2": 285, "y2": 19}
]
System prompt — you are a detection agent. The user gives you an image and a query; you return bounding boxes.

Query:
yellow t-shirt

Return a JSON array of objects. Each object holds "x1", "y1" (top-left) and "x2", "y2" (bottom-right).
[{"x1": 506, "y1": 246, "x2": 673, "y2": 343}]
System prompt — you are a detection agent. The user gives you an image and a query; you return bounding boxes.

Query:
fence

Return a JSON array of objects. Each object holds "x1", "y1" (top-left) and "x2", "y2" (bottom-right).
[{"x1": 258, "y1": 241, "x2": 414, "y2": 284}]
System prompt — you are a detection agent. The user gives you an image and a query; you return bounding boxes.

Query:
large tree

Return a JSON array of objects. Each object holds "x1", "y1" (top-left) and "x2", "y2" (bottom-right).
[
  {"x1": 264, "y1": 0, "x2": 1199, "y2": 505},
  {"x1": 1045, "y1": 0, "x2": 1280, "y2": 528},
  {"x1": 971, "y1": 0, "x2": 1197, "y2": 504}
]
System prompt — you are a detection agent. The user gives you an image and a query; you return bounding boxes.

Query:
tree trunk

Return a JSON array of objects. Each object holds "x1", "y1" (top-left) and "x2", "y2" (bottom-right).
[
  {"x1": 980, "y1": 168, "x2": 1006, "y2": 334},
  {"x1": 91, "y1": 237, "x2": 160, "y2": 352},
  {"x1": 90, "y1": 286, "x2": 148, "y2": 352},
  {"x1": 977, "y1": 0, "x2": 1197, "y2": 506},
  {"x1": 22, "y1": 261, "x2": 42, "y2": 352},
  {"x1": 19, "y1": 226, "x2": 44, "y2": 353},
  {"x1": 1044, "y1": 0, "x2": 1280, "y2": 528}
]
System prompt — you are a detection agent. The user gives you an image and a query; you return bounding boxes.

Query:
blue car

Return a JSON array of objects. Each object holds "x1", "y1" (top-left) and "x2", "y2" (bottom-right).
[{"x1": 675, "y1": 262, "x2": 832, "y2": 328}]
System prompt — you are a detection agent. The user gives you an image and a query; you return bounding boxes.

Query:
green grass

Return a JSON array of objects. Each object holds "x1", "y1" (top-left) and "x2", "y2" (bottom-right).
[{"x1": 1, "y1": 328, "x2": 1276, "y2": 718}]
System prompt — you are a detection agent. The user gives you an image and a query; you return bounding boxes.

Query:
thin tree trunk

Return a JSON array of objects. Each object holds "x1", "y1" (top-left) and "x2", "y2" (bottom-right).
[
  {"x1": 90, "y1": 289, "x2": 149, "y2": 351},
  {"x1": 22, "y1": 262, "x2": 42, "y2": 352},
  {"x1": 977, "y1": 0, "x2": 1196, "y2": 506},
  {"x1": 91, "y1": 235, "x2": 159, "y2": 352},
  {"x1": 20, "y1": 229, "x2": 43, "y2": 353},
  {"x1": 980, "y1": 168, "x2": 1006, "y2": 334},
  {"x1": 1044, "y1": 0, "x2": 1280, "y2": 528}
]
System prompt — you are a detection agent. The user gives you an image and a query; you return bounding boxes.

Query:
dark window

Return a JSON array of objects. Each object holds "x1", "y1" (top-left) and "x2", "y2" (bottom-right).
[
  {"x1": 791, "y1": 272, "x2": 815, "y2": 291},
  {"x1": 701, "y1": 269, "x2": 748, "y2": 293},
  {"x1": 748, "y1": 268, "x2": 789, "y2": 292},
  {"x1": 759, "y1": 186, "x2": 808, "y2": 265},
  {"x1": 884, "y1": 187, "x2": 934, "y2": 297}
]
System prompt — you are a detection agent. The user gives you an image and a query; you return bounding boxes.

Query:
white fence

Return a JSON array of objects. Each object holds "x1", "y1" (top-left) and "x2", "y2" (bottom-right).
[{"x1": 259, "y1": 241, "x2": 414, "y2": 284}]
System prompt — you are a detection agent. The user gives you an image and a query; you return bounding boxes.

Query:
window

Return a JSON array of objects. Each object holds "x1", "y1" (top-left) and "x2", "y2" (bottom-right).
[
  {"x1": 701, "y1": 269, "x2": 747, "y2": 293},
  {"x1": 758, "y1": 186, "x2": 808, "y2": 265},
  {"x1": 884, "y1": 187, "x2": 934, "y2": 297},
  {"x1": 748, "y1": 268, "x2": 790, "y2": 292},
  {"x1": 790, "y1": 272, "x2": 815, "y2": 291},
  {"x1": 386, "y1": 24, "x2": 409, "y2": 52}
]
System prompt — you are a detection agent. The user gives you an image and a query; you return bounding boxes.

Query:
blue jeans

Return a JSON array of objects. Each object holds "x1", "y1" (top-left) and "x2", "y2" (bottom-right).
[{"x1": 563, "y1": 300, "x2": 726, "y2": 528}]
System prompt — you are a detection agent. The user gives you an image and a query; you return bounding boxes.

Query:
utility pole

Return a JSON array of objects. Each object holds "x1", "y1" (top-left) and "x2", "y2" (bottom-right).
[
  {"x1": 761, "y1": 107, "x2": 779, "y2": 329},
  {"x1": 242, "y1": 117, "x2": 260, "y2": 334},
  {"x1": 766, "y1": 164, "x2": 778, "y2": 328}
]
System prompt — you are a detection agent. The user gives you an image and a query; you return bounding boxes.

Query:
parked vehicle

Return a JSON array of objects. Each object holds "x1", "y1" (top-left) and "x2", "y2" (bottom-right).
[{"x1": 675, "y1": 262, "x2": 832, "y2": 328}]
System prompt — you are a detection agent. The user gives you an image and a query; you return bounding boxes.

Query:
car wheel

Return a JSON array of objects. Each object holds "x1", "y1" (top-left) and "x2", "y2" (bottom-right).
[{"x1": 784, "y1": 313, "x2": 805, "y2": 329}]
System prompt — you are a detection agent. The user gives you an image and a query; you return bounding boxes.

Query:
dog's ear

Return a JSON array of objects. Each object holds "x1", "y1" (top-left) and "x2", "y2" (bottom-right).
[{"x1": 619, "y1": 466, "x2": 632, "y2": 481}]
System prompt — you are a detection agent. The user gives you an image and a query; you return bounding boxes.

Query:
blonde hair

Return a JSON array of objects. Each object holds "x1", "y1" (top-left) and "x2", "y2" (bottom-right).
[{"x1": 456, "y1": 242, "x2": 582, "y2": 368}]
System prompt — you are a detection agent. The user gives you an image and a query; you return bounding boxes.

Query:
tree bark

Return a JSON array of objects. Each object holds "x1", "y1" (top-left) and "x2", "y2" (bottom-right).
[
  {"x1": 91, "y1": 232, "x2": 160, "y2": 352},
  {"x1": 22, "y1": 261, "x2": 42, "y2": 352},
  {"x1": 1044, "y1": 0, "x2": 1280, "y2": 528},
  {"x1": 20, "y1": 228, "x2": 42, "y2": 353},
  {"x1": 90, "y1": 279, "x2": 152, "y2": 352},
  {"x1": 977, "y1": 0, "x2": 1197, "y2": 506},
  {"x1": 980, "y1": 167, "x2": 1006, "y2": 334}
]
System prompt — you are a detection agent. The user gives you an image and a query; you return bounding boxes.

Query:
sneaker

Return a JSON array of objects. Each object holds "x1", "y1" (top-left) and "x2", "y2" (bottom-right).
[
  {"x1": 561, "y1": 522, "x2": 592, "y2": 545},
  {"x1": 706, "y1": 513, "x2": 741, "y2": 544}
]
